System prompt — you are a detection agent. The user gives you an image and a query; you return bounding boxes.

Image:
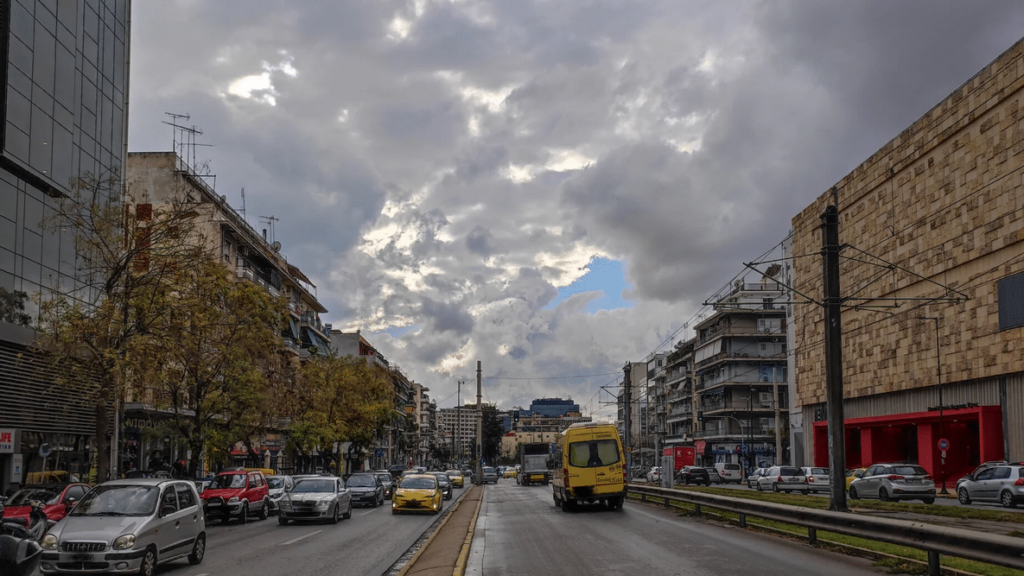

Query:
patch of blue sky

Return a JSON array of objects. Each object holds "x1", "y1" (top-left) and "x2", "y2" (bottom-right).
[
  {"x1": 544, "y1": 257, "x2": 635, "y2": 314},
  {"x1": 376, "y1": 324, "x2": 419, "y2": 339}
]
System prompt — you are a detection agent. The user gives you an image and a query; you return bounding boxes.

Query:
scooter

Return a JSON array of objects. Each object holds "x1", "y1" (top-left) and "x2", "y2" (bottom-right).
[{"x1": 0, "y1": 496, "x2": 48, "y2": 576}]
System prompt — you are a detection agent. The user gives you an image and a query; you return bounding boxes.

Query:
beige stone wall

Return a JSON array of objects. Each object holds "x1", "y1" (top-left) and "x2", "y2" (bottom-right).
[{"x1": 792, "y1": 39, "x2": 1024, "y2": 406}]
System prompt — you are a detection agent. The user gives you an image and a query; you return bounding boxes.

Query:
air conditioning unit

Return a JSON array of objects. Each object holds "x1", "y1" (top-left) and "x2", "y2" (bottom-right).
[{"x1": 760, "y1": 392, "x2": 772, "y2": 403}]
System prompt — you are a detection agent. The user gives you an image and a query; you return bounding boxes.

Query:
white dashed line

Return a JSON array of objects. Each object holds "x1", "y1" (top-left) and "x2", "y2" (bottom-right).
[{"x1": 279, "y1": 529, "x2": 323, "y2": 545}]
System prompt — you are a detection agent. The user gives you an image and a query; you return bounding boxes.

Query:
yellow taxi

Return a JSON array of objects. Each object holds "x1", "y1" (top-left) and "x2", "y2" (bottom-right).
[
  {"x1": 392, "y1": 474, "x2": 443, "y2": 515},
  {"x1": 503, "y1": 468, "x2": 517, "y2": 479},
  {"x1": 445, "y1": 469, "x2": 465, "y2": 488},
  {"x1": 846, "y1": 467, "x2": 868, "y2": 490}
]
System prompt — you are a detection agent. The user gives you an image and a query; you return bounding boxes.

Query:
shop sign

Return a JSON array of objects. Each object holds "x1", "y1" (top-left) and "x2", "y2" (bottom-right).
[{"x1": 0, "y1": 428, "x2": 16, "y2": 453}]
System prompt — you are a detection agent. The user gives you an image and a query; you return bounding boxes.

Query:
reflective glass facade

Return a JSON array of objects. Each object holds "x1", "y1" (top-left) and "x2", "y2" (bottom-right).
[{"x1": 0, "y1": 0, "x2": 128, "y2": 314}]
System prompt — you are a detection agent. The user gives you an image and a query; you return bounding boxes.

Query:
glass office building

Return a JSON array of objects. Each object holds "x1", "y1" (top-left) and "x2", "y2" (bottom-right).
[{"x1": 0, "y1": 0, "x2": 130, "y2": 492}]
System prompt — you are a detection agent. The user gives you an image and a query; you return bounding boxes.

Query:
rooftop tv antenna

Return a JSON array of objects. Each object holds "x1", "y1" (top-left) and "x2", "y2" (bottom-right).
[
  {"x1": 162, "y1": 112, "x2": 216, "y2": 188},
  {"x1": 259, "y1": 215, "x2": 279, "y2": 243}
]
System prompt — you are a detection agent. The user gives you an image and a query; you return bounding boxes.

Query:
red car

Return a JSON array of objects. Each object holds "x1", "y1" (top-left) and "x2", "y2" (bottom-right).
[
  {"x1": 1, "y1": 483, "x2": 91, "y2": 524},
  {"x1": 200, "y1": 468, "x2": 271, "y2": 523}
]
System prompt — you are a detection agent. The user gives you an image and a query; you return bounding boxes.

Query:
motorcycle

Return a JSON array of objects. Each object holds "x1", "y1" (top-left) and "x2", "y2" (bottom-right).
[{"x1": 0, "y1": 495, "x2": 48, "y2": 576}]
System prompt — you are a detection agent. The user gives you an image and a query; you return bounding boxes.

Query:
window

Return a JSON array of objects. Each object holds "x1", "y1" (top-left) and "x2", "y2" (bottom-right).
[
  {"x1": 998, "y1": 273, "x2": 1024, "y2": 330},
  {"x1": 568, "y1": 439, "x2": 620, "y2": 468},
  {"x1": 160, "y1": 487, "x2": 178, "y2": 512},
  {"x1": 175, "y1": 483, "x2": 196, "y2": 509}
]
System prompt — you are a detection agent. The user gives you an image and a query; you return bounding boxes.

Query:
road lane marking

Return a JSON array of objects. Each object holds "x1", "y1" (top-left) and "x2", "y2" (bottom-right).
[
  {"x1": 279, "y1": 529, "x2": 323, "y2": 545},
  {"x1": 359, "y1": 509, "x2": 376, "y2": 516}
]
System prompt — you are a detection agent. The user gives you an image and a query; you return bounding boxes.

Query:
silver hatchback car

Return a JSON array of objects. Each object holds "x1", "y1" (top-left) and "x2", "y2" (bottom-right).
[
  {"x1": 802, "y1": 467, "x2": 831, "y2": 493},
  {"x1": 848, "y1": 463, "x2": 935, "y2": 504},
  {"x1": 957, "y1": 464, "x2": 1024, "y2": 508},
  {"x1": 756, "y1": 466, "x2": 809, "y2": 494},
  {"x1": 40, "y1": 478, "x2": 205, "y2": 576}
]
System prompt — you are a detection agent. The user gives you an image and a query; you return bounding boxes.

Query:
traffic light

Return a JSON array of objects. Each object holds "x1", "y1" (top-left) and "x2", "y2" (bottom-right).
[{"x1": 697, "y1": 411, "x2": 703, "y2": 422}]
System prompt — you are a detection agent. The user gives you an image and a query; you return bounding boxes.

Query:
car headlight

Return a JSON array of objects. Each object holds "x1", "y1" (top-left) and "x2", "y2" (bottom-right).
[
  {"x1": 41, "y1": 534, "x2": 58, "y2": 550},
  {"x1": 314, "y1": 499, "x2": 330, "y2": 509},
  {"x1": 113, "y1": 534, "x2": 136, "y2": 550},
  {"x1": 227, "y1": 496, "x2": 239, "y2": 503}
]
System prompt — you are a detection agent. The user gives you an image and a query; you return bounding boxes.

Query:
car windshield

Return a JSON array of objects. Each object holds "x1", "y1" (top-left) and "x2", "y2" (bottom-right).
[
  {"x1": 375, "y1": 474, "x2": 391, "y2": 483},
  {"x1": 433, "y1": 474, "x2": 450, "y2": 484},
  {"x1": 6, "y1": 488, "x2": 62, "y2": 506},
  {"x1": 347, "y1": 475, "x2": 376, "y2": 487},
  {"x1": 292, "y1": 480, "x2": 335, "y2": 493},
  {"x1": 809, "y1": 468, "x2": 829, "y2": 475},
  {"x1": 779, "y1": 467, "x2": 803, "y2": 476},
  {"x1": 71, "y1": 485, "x2": 158, "y2": 516},
  {"x1": 568, "y1": 440, "x2": 620, "y2": 468},
  {"x1": 446, "y1": 470, "x2": 461, "y2": 476},
  {"x1": 211, "y1": 474, "x2": 246, "y2": 489},
  {"x1": 892, "y1": 465, "x2": 928, "y2": 476},
  {"x1": 400, "y1": 477, "x2": 436, "y2": 490},
  {"x1": 266, "y1": 477, "x2": 286, "y2": 489}
]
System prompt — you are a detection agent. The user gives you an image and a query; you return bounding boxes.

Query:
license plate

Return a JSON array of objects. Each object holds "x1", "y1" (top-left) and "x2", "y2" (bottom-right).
[
  {"x1": 71, "y1": 554, "x2": 93, "y2": 561},
  {"x1": 787, "y1": 477, "x2": 799, "y2": 481}
]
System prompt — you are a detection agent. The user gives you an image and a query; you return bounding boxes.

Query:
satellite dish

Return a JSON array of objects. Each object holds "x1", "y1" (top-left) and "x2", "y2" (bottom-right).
[
  {"x1": 271, "y1": 241, "x2": 281, "y2": 252},
  {"x1": 39, "y1": 442, "x2": 52, "y2": 457}
]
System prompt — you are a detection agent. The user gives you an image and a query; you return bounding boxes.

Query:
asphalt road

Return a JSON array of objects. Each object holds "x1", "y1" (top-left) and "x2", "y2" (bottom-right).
[
  {"x1": 466, "y1": 480, "x2": 885, "y2": 576},
  {"x1": 29, "y1": 485, "x2": 467, "y2": 576}
]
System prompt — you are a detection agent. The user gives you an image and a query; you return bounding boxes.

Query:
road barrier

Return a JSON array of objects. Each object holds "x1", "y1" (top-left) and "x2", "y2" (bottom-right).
[{"x1": 628, "y1": 484, "x2": 1024, "y2": 576}]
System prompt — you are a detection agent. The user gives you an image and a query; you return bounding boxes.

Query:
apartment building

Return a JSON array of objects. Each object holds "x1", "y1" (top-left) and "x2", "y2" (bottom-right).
[
  {"x1": 439, "y1": 405, "x2": 479, "y2": 464},
  {"x1": 693, "y1": 279, "x2": 789, "y2": 470},
  {"x1": 0, "y1": 0, "x2": 131, "y2": 493}
]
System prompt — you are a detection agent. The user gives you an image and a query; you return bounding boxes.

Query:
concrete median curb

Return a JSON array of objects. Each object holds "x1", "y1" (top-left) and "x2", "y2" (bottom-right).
[
  {"x1": 394, "y1": 484, "x2": 483, "y2": 576},
  {"x1": 452, "y1": 487, "x2": 484, "y2": 576}
]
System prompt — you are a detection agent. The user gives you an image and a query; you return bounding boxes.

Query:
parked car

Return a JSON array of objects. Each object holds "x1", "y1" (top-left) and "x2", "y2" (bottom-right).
[
  {"x1": 756, "y1": 466, "x2": 810, "y2": 494},
  {"x1": 705, "y1": 467, "x2": 723, "y2": 484},
  {"x1": 266, "y1": 475, "x2": 294, "y2": 513},
  {"x1": 802, "y1": 467, "x2": 831, "y2": 493},
  {"x1": 481, "y1": 466, "x2": 499, "y2": 484},
  {"x1": 445, "y1": 469, "x2": 465, "y2": 488},
  {"x1": 847, "y1": 463, "x2": 935, "y2": 504},
  {"x1": 200, "y1": 468, "x2": 271, "y2": 523},
  {"x1": 845, "y1": 467, "x2": 868, "y2": 490},
  {"x1": 347, "y1": 473, "x2": 385, "y2": 507},
  {"x1": 430, "y1": 472, "x2": 453, "y2": 500},
  {"x1": 646, "y1": 466, "x2": 662, "y2": 483},
  {"x1": 124, "y1": 470, "x2": 173, "y2": 480},
  {"x1": 956, "y1": 460, "x2": 1009, "y2": 491},
  {"x1": 1, "y1": 483, "x2": 91, "y2": 525},
  {"x1": 375, "y1": 471, "x2": 396, "y2": 497},
  {"x1": 392, "y1": 474, "x2": 443, "y2": 515},
  {"x1": 676, "y1": 466, "x2": 710, "y2": 486},
  {"x1": 39, "y1": 478, "x2": 206, "y2": 575},
  {"x1": 956, "y1": 464, "x2": 1024, "y2": 508},
  {"x1": 714, "y1": 462, "x2": 744, "y2": 484},
  {"x1": 277, "y1": 477, "x2": 352, "y2": 524},
  {"x1": 746, "y1": 468, "x2": 767, "y2": 489}
]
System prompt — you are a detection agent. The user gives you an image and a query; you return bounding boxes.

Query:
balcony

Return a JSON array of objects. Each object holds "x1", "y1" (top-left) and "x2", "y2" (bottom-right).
[{"x1": 664, "y1": 433, "x2": 691, "y2": 444}]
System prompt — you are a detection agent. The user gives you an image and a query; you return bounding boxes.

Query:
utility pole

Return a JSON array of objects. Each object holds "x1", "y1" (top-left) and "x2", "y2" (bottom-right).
[
  {"x1": 822, "y1": 204, "x2": 848, "y2": 512},
  {"x1": 623, "y1": 362, "x2": 632, "y2": 479},
  {"x1": 773, "y1": 364, "x2": 781, "y2": 466},
  {"x1": 475, "y1": 361, "x2": 483, "y2": 485}
]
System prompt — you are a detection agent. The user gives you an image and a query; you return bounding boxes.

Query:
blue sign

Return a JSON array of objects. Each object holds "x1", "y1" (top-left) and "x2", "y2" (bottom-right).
[
  {"x1": 938, "y1": 438, "x2": 950, "y2": 451},
  {"x1": 374, "y1": 448, "x2": 384, "y2": 458}
]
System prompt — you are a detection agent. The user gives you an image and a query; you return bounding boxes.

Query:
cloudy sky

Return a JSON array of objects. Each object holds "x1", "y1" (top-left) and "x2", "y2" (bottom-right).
[{"x1": 127, "y1": 1, "x2": 1024, "y2": 420}]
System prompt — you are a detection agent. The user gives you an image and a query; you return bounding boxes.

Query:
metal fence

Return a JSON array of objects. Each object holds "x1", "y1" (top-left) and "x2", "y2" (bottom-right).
[{"x1": 628, "y1": 484, "x2": 1024, "y2": 575}]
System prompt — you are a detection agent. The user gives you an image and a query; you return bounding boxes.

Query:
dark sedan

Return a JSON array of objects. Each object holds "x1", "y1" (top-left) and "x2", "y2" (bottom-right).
[
  {"x1": 430, "y1": 472, "x2": 453, "y2": 500},
  {"x1": 346, "y1": 473, "x2": 385, "y2": 507},
  {"x1": 676, "y1": 466, "x2": 711, "y2": 486}
]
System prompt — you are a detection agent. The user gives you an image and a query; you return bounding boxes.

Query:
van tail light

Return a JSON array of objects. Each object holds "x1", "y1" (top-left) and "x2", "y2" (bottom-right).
[
  {"x1": 623, "y1": 469, "x2": 628, "y2": 483},
  {"x1": 777, "y1": 476, "x2": 783, "y2": 483},
  {"x1": 1015, "y1": 478, "x2": 1024, "y2": 486},
  {"x1": 807, "y1": 476, "x2": 814, "y2": 483},
  {"x1": 563, "y1": 468, "x2": 570, "y2": 488},
  {"x1": 887, "y1": 475, "x2": 904, "y2": 481}
]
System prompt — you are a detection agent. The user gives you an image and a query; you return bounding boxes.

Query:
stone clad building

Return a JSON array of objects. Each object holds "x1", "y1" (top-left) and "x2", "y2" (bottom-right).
[{"x1": 792, "y1": 37, "x2": 1024, "y2": 486}]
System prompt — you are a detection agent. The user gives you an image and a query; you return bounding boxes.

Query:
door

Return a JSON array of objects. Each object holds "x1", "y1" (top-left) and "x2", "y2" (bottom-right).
[
  {"x1": 175, "y1": 482, "x2": 202, "y2": 539},
  {"x1": 157, "y1": 485, "x2": 182, "y2": 555},
  {"x1": 860, "y1": 466, "x2": 883, "y2": 495}
]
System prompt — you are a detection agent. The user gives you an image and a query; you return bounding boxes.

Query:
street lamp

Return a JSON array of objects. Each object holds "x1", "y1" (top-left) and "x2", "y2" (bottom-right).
[{"x1": 918, "y1": 316, "x2": 948, "y2": 495}]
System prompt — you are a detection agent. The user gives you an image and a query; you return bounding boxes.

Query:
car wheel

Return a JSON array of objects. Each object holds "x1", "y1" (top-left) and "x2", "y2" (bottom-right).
[
  {"x1": 343, "y1": 501, "x2": 352, "y2": 519},
  {"x1": 188, "y1": 534, "x2": 205, "y2": 565},
  {"x1": 958, "y1": 487, "x2": 972, "y2": 505},
  {"x1": 773, "y1": 483, "x2": 780, "y2": 493},
  {"x1": 802, "y1": 489, "x2": 810, "y2": 495},
  {"x1": 258, "y1": 499, "x2": 269, "y2": 520},
  {"x1": 561, "y1": 497, "x2": 571, "y2": 512},
  {"x1": 756, "y1": 482, "x2": 762, "y2": 492},
  {"x1": 239, "y1": 502, "x2": 249, "y2": 524},
  {"x1": 849, "y1": 485, "x2": 859, "y2": 500},
  {"x1": 1001, "y1": 491, "x2": 1017, "y2": 508},
  {"x1": 922, "y1": 498, "x2": 935, "y2": 505},
  {"x1": 278, "y1": 516, "x2": 289, "y2": 526},
  {"x1": 329, "y1": 503, "x2": 340, "y2": 524},
  {"x1": 138, "y1": 547, "x2": 156, "y2": 576},
  {"x1": 879, "y1": 487, "x2": 891, "y2": 502}
]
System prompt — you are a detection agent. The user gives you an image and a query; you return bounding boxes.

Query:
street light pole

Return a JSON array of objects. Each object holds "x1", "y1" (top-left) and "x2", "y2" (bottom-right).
[
  {"x1": 748, "y1": 386, "x2": 754, "y2": 474},
  {"x1": 918, "y1": 316, "x2": 947, "y2": 495}
]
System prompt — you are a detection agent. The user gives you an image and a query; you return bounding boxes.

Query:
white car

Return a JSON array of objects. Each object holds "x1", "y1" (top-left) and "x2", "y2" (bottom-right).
[
  {"x1": 277, "y1": 477, "x2": 352, "y2": 524},
  {"x1": 266, "y1": 475, "x2": 294, "y2": 513},
  {"x1": 646, "y1": 467, "x2": 662, "y2": 482},
  {"x1": 40, "y1": 478, "x2": 206, "y2": 576}
]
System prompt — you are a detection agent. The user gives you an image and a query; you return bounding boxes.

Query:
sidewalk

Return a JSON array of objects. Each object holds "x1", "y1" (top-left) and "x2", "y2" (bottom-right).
[{"x1": 397, "y1": 484, "x2": 484, "y2": 576}]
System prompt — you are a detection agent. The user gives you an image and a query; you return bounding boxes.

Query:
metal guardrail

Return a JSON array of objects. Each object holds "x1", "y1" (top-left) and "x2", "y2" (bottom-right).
[{"x1": 628, "y1": 484, "x2": 1024, "y2": 575}]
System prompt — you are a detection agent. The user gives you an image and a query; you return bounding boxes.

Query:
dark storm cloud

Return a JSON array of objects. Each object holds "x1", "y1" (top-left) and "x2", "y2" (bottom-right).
[{"x1": 129, "y1": 1, "x2": 1024, "y2": 414}]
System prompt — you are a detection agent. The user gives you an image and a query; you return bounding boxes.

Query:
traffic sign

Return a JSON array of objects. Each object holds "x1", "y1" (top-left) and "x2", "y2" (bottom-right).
[{"x1": 938, "y1": 438, "x2": 950, "y2": 451}]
